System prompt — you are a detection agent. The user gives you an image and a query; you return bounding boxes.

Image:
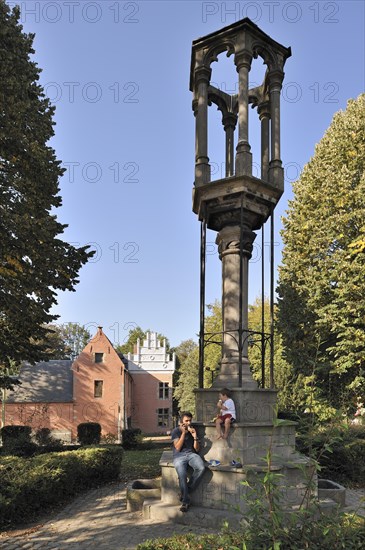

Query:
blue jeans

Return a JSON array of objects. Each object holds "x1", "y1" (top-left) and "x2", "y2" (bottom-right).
[{"x1": 173, "y1": 452, "x2": 205, "y2": 505}]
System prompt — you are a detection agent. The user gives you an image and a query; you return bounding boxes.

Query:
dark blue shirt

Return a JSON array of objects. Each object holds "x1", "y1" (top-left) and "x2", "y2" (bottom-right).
[{"x1": 171, "y1": 426, "x2": 196, "y2": 458}]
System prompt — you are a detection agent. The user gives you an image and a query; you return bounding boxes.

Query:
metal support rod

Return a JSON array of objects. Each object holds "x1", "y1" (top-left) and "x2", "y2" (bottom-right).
[
  {"x1": 261, "y1": 224, "x2": 265, "y2": 388},
  {"x1": 270, "y1": 211, "x2": 275, "y2": 388},
  {"x1": 238, "y1": 195, "x2": 243, "y2": 387},
  {"x1": 199, "y1": 219, "x2": 206, "y2": 388}
]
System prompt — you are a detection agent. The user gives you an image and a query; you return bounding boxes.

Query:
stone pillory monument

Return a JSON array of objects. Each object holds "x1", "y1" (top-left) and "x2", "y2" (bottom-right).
[{"x1": 144, "y1": 18, "x2": 319, "y2": 526}]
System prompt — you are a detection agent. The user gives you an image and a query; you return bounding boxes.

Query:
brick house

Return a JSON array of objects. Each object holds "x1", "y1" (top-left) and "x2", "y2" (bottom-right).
[{"x1": 3, "y1": 328, "x2": 175, "y2": 441}]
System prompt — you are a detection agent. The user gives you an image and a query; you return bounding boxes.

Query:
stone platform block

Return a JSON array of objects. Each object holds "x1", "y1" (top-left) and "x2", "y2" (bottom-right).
[
  {"x1": 194, "y1": 388, "x2": 278, "y2": 424},
  {"x1": 159, "y1": 451, "x2": 315, "y2": 512},
  {"x1": 126, "y1": 479, "x2": 161, "y2": 511},
  {"x1": 143, "y1": 499, "x2": 245, "y2": 528}
]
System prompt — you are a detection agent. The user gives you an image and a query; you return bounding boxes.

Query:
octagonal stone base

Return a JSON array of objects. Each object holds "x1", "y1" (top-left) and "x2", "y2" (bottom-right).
[{"x1": 144, "y1": 450, "x2": 316, "y2": 528}]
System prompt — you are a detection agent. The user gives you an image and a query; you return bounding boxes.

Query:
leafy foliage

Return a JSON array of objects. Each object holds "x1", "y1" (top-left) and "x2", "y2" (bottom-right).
[
  {"x1": 0, "y1": 2, "x2": 93, "y2": 373},
  {"x1": 34, "y1": 427, "x2": 63, "y2": 452},
  {"x1": 173, "y1": 299, "x2": 296, "y2": 415},
  {"x1": 171, "y1": 338, "x2": 197, "y2": 416},
  {"x1": 296, "y1": 423, "x2": 365, "y2": 486},
  {"x1": 137, "y1": 426, "x2": 365, "y2": 550},
  {"x1": 41, "y1": 322, "x2": 91, "y2": 359},
  {"x1": 248, "y1": 297, "x2": 297, "y2": 411},
  {"x1": 0, "y1": 425, "x2": 36, "y2": 457},
  {"x1": 0, "y1": 446, "x2": 123, "y2": 528},
  {"x1": 277, "y1": 94, "x2": 365, "y2": 411},
  {"x1": 77, "y1": 422, "x2": 101, "y2": 445},
  {"x1": 121, "y1": 428, "x2": 142, "y2": 449},
  {"x1": 173, "y1": 301, "x2": 222, "y2": 415}
]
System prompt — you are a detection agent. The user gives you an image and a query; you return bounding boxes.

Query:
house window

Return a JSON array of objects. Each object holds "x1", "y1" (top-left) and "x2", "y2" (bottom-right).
[
  {"x1": 159, "y1": 382, "x2": 169, "y2": 399},
  {"x1": 95, "y1": 353, "x2": 103, "y2": 363},
  {"x1": 157, "y1": 408, "x2": 169, "y2": 427},
  {"x1": 94, "y1": 380, "x2": 103, "y2": 398}
]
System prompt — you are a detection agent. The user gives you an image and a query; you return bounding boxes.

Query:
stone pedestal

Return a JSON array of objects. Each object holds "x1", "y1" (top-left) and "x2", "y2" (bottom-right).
[
  {"x1": 144, "y1": 387, "x2": 319, "y2": 527},
  {"x1": 144, "y1": 445, "x2": 316, "y2": 528}
]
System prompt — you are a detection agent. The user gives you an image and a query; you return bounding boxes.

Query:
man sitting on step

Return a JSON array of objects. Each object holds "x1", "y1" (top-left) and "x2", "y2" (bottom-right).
[{"x1": 171, "y1": 411, "x2": 205, "y2": 513}]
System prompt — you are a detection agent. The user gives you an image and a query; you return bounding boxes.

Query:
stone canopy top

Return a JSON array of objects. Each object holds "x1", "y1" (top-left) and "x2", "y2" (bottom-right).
[{"x1": 189, "y1": 17, "x2": 292, "y2": 91}]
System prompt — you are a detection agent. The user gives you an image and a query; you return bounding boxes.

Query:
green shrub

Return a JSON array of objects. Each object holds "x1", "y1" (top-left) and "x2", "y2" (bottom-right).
[
  {"x1": 0, "y1": 445, "x2": 123, "y2": 528},
  {"x1": 34, "y1": 428, "x2": 63, "y2": 452},
  {"x1": 1, "y1": 425, "x2": 31, "y2": 443},
  {"x1": 0, "y1": 425, "x2": 38, "y2": 457},
  {"x1": 77, "y1": 422, "x2": 101, "y2": 445},
  {"x1": 122, "y1": 428, "x2": 142, "y2": 449},
  {"x1": 136, "y1": 514, "x2": 365, "y2": 549},
  {"x1": 296, "y1": 425, "x2": 365, "y2": 484},
  {"x1": 100, "y1": 432, "x2": 117, "y2": 444}
]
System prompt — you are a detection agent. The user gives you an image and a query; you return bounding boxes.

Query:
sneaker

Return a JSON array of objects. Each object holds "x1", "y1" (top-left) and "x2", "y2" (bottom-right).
[{"x1": 180, "y1": 503, "x2": 189, "y2": 512}]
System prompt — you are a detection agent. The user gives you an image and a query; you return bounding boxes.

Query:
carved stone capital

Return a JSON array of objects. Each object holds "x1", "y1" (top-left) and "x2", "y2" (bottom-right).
[
  {"x1": 195, "y1": 66, "x2": 212, "y2": 86},
  {"x1": 268, "y1": 69, "x2": 284, "y2": 92},
  {"x1": 222, "y1": 111, "x2": 237, "y2": 132},
  {"x1": 216, "y1": 225, "x2": 256, "y2": 259},
  {"x1": 258, "y1": 100, "x2": 271, "y2": 120},
  {"x1": 234, "y1": 50, "x2": 252, "y2": 72}
]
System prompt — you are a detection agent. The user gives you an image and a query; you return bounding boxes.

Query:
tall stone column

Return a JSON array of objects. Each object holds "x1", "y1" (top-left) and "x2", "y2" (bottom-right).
[
  {"x1": 222, "y1": 112, "x2": 237, "y2": 177},
  {"x1": 234, "y1": 51, "x2": 252, "y2": 176},
  {"x1": 194, "y1": 67, "x2": 211, "y2": 185},
  {"x1": 268, "y1": 70, "x2": 284, "y2": 188},
  {"x1": 258, "y1": 101, "x2": 270, "y2": 181},
  {"x1": 215, "y1": 224, "x2": 257, "y2": 387}
]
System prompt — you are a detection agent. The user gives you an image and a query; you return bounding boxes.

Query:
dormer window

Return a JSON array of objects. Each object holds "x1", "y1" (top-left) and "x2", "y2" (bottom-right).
[{"x1": 95, "y1": 353, "x2": 103, "y2": 363}]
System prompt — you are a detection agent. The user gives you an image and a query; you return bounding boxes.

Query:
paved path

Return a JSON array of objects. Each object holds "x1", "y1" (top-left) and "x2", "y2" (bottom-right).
[{"x1": 0, "y1": 482, "x2": 363, "y2": 550}]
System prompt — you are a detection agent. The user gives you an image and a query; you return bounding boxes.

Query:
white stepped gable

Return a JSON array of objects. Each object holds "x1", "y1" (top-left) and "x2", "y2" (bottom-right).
[{"x1": 127, "y1": 331, "x2": 176, "y2": 372}]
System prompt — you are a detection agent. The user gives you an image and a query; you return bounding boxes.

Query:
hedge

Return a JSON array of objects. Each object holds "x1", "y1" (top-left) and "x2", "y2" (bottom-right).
[
  {"x1": 0, "y1": 445, "x2": 123, "y2": 529},
  {"x1": 77, "y1": 422, "x2": 101, "y2": 445},
  {"x1": 122, "y1": 428, "x2": 142, "y2": 449},
  {"x1": 296, "y1": 425, "x2": 365, "y2": 484}
]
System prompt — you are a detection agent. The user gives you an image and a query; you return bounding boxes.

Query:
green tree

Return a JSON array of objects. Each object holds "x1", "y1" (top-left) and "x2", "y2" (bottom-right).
[
  {"x1": 173, "y1": 344, "x2": 199, "y2": 414},
  {"x1": 0, "y1": 358, "x2": 21, "y2": 430},
  {"x1": 171, "y1": 338, "x2": 197, "y2": 417},
  {"x1": 116, "y1": 326, "x2": 170, "y2": 355},
  {"x1": 277, "y1": 94, "x2": 365, "y2": 412},
  {"x1": 0, "y1": 3, "x2": 92, "y2": 374},
  {"x1": 173, "y1": 301, "x2": 222, "y2": 415},
  {"x1": 42, "y1": 323, "x2": 91, "y2": 359},
  {"x1": 248, "y1": 297, "x2": 304, "y2": 413},
  {"x1": 174, "y1": 297, "x2": 315, "y2": 416}
]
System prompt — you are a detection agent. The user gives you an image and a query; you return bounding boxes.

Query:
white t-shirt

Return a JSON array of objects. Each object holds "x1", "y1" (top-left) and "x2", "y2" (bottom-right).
[{"x1": 222, "y1": 398, "x2": 236, "y2": 419}]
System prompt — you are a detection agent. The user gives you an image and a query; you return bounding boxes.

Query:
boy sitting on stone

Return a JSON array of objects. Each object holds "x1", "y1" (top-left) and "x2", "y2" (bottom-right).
[{"x1": 215, "y1": 388, "x2": 236, "y2": 439}]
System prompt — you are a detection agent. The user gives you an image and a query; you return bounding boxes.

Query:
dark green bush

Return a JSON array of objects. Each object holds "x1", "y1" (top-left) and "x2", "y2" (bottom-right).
[
  {"x1": 122, "y1": 428, "x2": 142, "y2": 449},
  {"x1": 0, "y1": 425, "x2": 38, "y2": 457},
  {"x1": 77, "y1": 422, "x2": 101, "y2": 445},
  {"x1": 34, "y1": 428, "x2": 63, "y2": 453},
  {"x1": 1, "y1": 425, "x2": 31, "y2": 443},
  {"x1": 0, "y1": 445, "x2": 123, "y2": 528},
  {"x1": 296, "y1": 425, "x2": 365, "y2": 484}
]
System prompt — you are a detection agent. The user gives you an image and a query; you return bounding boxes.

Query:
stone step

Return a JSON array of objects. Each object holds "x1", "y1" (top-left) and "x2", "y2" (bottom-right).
[
  {"x1": 143, "y1": 499, "x2": 245, "y2": 528},
  {"x1": 143, "y1": 498, "x2": 339, "y2": 528}
]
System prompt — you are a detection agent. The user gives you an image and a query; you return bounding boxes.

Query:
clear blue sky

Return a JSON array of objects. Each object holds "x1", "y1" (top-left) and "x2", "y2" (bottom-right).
[{"x1": 11, "y1": 0, "x2": 365, "y2": 347}]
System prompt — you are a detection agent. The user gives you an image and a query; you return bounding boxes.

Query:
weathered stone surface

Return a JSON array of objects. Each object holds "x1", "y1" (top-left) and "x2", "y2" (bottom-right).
[
  {"x1": 126, "y1": 479, "x2": 161, "y2": 512},
  {"x1": 318, "y1": 479, "x2": 346, "y2": 507},
  {"x1": 155, "y1": 450, "x2": 316, "y2": 515}
]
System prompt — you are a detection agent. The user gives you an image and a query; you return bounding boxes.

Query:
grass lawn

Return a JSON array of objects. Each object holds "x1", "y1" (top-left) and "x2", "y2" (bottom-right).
[{"x1": 120, "y1": 442, "x2": 170, "y2": 482}]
